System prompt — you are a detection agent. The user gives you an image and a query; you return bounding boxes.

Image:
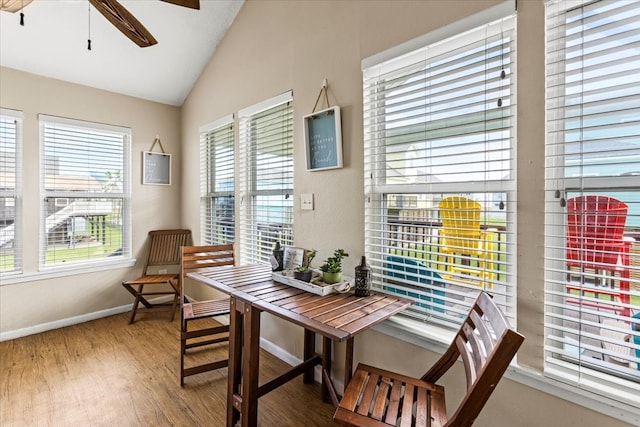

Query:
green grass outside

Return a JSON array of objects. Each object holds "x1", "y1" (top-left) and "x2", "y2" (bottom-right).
[{"x1": 0, "y1": 225, "x2": 123, "y2": 269}]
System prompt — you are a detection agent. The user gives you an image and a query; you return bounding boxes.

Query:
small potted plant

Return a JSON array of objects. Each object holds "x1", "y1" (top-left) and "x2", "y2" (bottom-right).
[
  {"x1": 320, "y1": 248, "x2": 349, "y2": 284},
  {"x1": 293, "y1": 249, "x2": 316, "y2": 282}
]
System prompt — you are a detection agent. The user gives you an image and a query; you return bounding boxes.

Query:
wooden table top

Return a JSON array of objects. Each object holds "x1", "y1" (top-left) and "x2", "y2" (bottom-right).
[{"x1": 188, "y1": 263, "x2": 412, "y2": 342}]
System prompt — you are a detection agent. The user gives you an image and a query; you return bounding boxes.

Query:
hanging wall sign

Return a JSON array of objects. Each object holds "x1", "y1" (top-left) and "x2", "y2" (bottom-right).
[
  {"x1": 303, "y1": 106, "x2": 343, "y2": 171},
  {"x1": 142, "y1": 136, "x2": 171, "y2": 185},
  {"x1": 143, "y1": 151, "x2": 171, "y2": 185}
]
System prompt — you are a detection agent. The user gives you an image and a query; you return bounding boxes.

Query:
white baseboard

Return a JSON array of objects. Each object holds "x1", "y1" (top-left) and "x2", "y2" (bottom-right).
[
  {"x1": 0, "y1": 304, "x2": 131, "y2": 342},
  {"x1": 0, "y1": 295, "x2": 174, "y2": 342}
]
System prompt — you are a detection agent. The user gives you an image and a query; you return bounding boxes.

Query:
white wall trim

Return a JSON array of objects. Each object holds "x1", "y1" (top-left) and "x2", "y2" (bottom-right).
[
  {"x1": 1, "y1": 259, "x2": 136, "y2": 286},
  {"x1": 0, "y1": 304, "x2": 131, "y2": 342}
]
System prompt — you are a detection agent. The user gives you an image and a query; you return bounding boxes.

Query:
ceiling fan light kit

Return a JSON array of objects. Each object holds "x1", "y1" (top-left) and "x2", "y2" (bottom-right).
[{"x1": 1, "y1": 0, "x2": 200, "y2": 48}]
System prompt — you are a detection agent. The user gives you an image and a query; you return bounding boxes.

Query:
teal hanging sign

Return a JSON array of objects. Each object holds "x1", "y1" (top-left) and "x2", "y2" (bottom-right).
[{"x1": 304, "y1": 106, "x2": 343, "y2": 171}]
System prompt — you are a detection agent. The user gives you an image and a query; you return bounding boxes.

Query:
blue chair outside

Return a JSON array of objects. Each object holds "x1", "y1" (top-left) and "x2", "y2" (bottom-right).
[{"x1": 385, "y1": 255, "x2": 446, "y2": 312}]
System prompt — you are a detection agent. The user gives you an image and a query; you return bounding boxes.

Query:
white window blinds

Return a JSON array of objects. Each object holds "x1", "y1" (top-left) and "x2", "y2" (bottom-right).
[
  {"x1": 200, "y1": 115, "x2": 235, "y2": 245},
  {"x1": 40, "y1": 115, "x2": 130, "y2": 268},
  {"x1": 238, "y1": 92, "x2": 294, "y2": 265},
  {"x1": 544, "y1": 0, "x2": 640, "y2": 402},
  {"x1": 363, "y1": 12, "x2": 517, "y2": 329},
  {"x1": 0, "y1": 109, "x2": 22, "y2": 275}
]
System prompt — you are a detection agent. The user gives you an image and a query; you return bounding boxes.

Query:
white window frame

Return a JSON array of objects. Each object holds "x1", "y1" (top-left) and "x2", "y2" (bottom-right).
[
  {"x1": 39, "y1": 114, "x2": 131, "y2": 271},
  {"x1": 200, "y1": 114, "x2": 235, "y2": 245},
  {"x1": 237, "y1": 92, "x2": 294, "y2": 265},
  {"x1": 362, "y1": 5, "x2": 517, "y2": 331}
]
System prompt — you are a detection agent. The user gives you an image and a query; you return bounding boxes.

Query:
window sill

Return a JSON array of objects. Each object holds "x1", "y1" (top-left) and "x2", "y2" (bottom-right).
[
  {"x1": 0, "y1": 258, "x2": 136, "y2": 286},
  {"x1": 374, "y1": 314, "x2": 640, "y2": 426}
]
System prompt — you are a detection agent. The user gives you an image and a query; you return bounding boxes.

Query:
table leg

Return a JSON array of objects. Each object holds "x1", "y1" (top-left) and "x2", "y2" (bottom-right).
[
  {"x1": 303, "y1": 329, "x2": 315, "y2": 384},
  {"x1": 344, "y1": 337, "x2": 354, "y2": 388},
  {"x1": 321, "y1": 336, "x2": 332, "y2": 402},
  {"x1": 241, "y1": 302, "x2": 261, "y2": 427},
  {"x1": 227, "y1": 298, "x2": 243, "y2": 427}
]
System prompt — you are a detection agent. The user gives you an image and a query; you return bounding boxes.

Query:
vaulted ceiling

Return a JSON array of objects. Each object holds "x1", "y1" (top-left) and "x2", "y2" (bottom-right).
[{"x1": 0, "y1": 0, "x2": 244, "y2": 106}]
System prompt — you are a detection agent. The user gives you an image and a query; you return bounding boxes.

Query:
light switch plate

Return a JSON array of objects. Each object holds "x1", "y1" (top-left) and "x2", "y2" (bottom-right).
[{"x1": 301, "y1": 193, "x2": 314, "y2": 210}]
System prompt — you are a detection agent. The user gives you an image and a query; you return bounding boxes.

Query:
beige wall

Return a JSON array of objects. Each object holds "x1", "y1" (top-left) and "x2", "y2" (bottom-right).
[
  {"x1": 180, "y1": 1, "x2": 630, "y2": 426},
  {"x1": 0, "y1": 66, "x2": 182, "y2": 333}
]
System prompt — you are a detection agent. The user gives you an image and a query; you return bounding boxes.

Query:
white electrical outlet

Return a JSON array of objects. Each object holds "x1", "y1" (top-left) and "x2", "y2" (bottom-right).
[{"x1": 301, "y1": 193, "x2": 314, "y2": 210}]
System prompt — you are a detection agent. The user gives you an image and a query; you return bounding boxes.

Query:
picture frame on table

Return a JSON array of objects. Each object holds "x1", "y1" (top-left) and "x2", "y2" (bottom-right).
[{"x1": 282, "y1": 246, "x2": 305, "y2": 271}]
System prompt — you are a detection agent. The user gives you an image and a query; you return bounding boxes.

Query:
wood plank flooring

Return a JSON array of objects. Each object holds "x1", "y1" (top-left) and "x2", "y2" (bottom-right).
[{"x1": 0, "y1": 312, "x2": 337, "y2": 426}]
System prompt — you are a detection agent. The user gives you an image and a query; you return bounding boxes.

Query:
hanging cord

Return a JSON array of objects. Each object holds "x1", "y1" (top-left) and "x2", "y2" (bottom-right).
[
  {"x1": 311, "y1": 79, "x2": 332, "y2": 113},
  {"x1": 87, "y1": 2, "x2": 92, "y2": 51},
  {"x1": 19, "y1": 0, "x2": 25, "y2": 26},
  {"x1": 149, "y1": 135, "x2": 166, "y2": 153}
]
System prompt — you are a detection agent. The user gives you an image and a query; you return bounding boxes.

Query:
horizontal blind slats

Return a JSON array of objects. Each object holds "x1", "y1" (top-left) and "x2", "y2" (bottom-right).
[
  {"x1": 40, "y1": 117, "x2": 129, "y2": 268},
  {"x1": 200, "y1": 118, "x2": 235, "y2": 245},
  {"x1": 238, "y1": 97, "x2": 293, "y2": 265},
  {"x1": 544, "y1": 0, "x2": 640, "y2": 400}
]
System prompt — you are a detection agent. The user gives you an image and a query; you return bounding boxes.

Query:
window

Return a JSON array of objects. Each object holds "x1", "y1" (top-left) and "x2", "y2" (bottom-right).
[
  {"x1": 544, "y1": 0, "x2": 640, "y2": 403},
  {"x1": 0, "y1": 109, "x2": 22, "y2": 275},
  {"x1": 238, "y1": 92, "x2": 294, "y2": 265},
  {"x1": 363, "y1": 9, "x2": 516, "y2": 328},
  {"x1": 40, "y1": 115, "x2": 130, "y2": 268},
  {"x1": 200, "y1": 115, "x2": 235, "y2": 245}
]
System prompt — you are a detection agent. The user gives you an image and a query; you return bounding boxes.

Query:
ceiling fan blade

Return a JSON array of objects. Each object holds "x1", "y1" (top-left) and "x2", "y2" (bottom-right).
[
  {"x1": 160, "y1": 0, "x2": 200, "y2": 9},
  {"x1": 0, "y1": 0, "x2": 34, "y2": 12},
  {"x1": 88, "y1": 0, "x2": 157, "y2": 48}
]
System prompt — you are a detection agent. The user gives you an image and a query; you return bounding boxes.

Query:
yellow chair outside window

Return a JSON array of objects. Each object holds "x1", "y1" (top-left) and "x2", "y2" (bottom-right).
[{"x1": 438, "y1": 196, "x2": 496, "y2": 288}]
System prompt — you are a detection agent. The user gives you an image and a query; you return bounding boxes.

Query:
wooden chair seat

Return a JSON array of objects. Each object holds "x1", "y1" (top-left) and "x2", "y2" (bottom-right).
[
  {"x1": 122, "y1": 229, "x2": 191, "y2": 324},
  {"x1": 183, "y1": 298, "x2": 230, "y2": 320},
  {"x1": 180, "y1": 244, "x2": 235, "y2": 386},
  {"x1": 335, "y1": 363, "x2": 447, "y2": 427},
  {"x1": 335, "y1": 292, "x2": 524, "y2": 427}
]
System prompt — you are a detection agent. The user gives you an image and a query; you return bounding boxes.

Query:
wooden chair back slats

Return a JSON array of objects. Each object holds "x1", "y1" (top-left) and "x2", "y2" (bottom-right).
[
  {"x1": 122, "y1": 229, "x2": 192, "y2": 324},
  {"x1": 145, "y1": 229, "x2": 191, "y2": 269},
  {"x1": 335, "y1": 292, "x2": 524, "y2": 427},
  {"x1": 179, "y1": 244, "x2": 235, "y2": 386},
  {"x1": 181, "y1": 244, "x2": 234, "y2": 272},
  {"x1": 446, "y1": 294, "x2": 524, "y2": 426}
]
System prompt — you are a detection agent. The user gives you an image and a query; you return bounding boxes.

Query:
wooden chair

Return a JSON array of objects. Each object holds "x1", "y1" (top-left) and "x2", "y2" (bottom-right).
[
  {"x1": 565, "y1": 195, "x2": 633, "y2": 318},
  {"x1": 180, "y1": 244, "x2": 235, "y2": 386},
  {"x1": 122, "y1": 229, "x2": 191, "y2": 324},
  {"x1": 438, "y1": 196, "x2": 496, "y2": 288},
  {"x1": 334, "y1": 292, "x2": 524, "y2": 427}
]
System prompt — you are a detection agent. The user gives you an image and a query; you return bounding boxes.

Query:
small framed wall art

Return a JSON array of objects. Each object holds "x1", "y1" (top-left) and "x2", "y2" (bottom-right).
[
  {"x1": 303, "y1": 106, "x2": 343, "y2": 171},
  {"x1": 142, "y1": 151, "x2": 171, "y2": 185}
]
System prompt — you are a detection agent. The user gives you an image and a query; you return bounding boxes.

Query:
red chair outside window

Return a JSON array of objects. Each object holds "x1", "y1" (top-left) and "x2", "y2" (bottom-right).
[{"x1": 566, "y1": 195, "x2": 633, "y2": 318}]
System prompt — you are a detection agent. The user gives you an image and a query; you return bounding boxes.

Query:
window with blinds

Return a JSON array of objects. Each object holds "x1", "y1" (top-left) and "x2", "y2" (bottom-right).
[
  {"x1": 0, "y1": 109, "x2": 22, "y2": 275},
  {"x1": 200, "y1": 115, "x2": 235, "y2": 245},
  {"x1": 544, "y1": 0, "x2": 640, "y2": 401},
  {"x1": 363, "y1": 12, "x2": 516, "y2": 329},
  {"x1": 40, "y1": 115, "x2": 130, "y2": 268},
  {"x1": 238, "y1": 92, "x2": 294, "y2": 265}
]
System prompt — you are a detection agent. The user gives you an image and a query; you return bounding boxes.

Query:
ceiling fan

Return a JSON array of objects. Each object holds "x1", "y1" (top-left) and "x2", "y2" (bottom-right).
[{"x1": 0, "y1": 0, "x2": 200, "y2": 48}]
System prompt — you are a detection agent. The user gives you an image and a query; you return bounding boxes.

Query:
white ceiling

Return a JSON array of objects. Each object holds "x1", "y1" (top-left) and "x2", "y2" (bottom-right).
[{"x1": 0, "y1": 0, "x2": 244, "y2": 106}]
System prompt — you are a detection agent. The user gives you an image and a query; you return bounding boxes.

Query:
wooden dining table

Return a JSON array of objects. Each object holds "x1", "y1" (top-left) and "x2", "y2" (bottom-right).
[{"x1": 187, "y1": 263, "x2": 412, "y2": 427}]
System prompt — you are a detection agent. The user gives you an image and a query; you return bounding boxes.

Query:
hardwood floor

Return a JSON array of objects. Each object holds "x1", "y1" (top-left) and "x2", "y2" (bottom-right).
[{"x1": 0, "y1": 312, "x2": 337, "y2": 426}]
